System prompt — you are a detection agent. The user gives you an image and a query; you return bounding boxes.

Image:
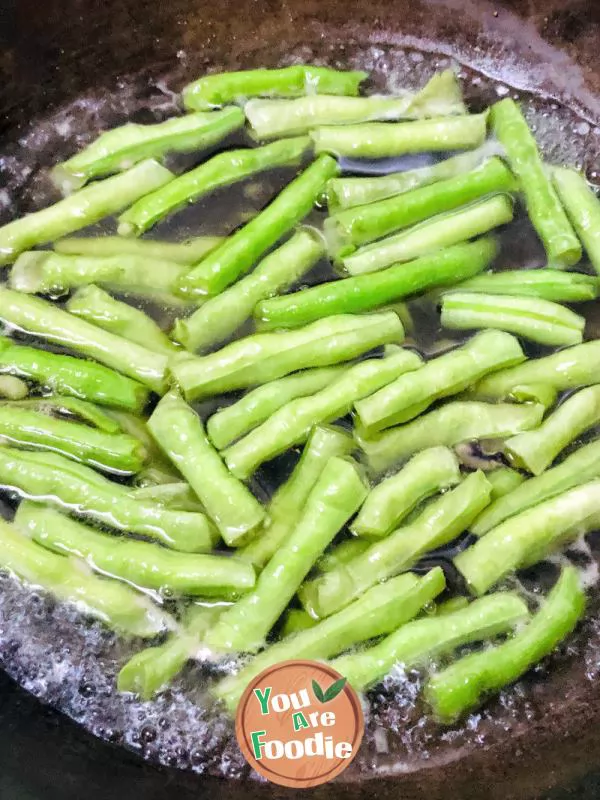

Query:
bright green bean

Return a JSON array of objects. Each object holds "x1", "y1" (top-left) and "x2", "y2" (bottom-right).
[
  {"x1": 54, "y1": 235, "x2": 225, "y2": 264},
  {"x1": 553, "y1": 167, "x2": 600, "y2": 274},
  {"x1": 452, "y1": 269, "x2": 598, "y2": 302}
]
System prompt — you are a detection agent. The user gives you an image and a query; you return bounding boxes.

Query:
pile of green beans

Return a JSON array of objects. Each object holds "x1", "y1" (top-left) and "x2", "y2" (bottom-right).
[{"x1": 0, "y1": 62, "x2": 596, "y2": 727}]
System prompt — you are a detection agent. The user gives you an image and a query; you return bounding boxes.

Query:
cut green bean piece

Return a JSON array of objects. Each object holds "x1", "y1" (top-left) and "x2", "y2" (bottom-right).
[
  {"x1": 327, "y1": 145, "x2": 498, "y2": 211},
  {"x1": 351, "y1": 447, "x2": 461, "y2": 539},
  {"x1": 245, "y1": 70, "x2": 466, "y2": 139},
  {"x1": 509, "y1": 383, "x2": 558, "y2": 410},
  {"x1": 238, "y1": 425, "x2": 354, "y2": 570},
  {"x1": 256, "y1": 238, "x2": 497, "y2": 330},
  {"x1": 206, "y1": 456, "x2": 368, "y2": 652},
  {"x1": 343, "y1": 195, "x2": 514, "y2": 276},
  {"x1": 171, "y1": 311, "x2": 404, "y2": 401},
  {"x1": 223, "y1": 349, "x2": 422, "y2": 479},
  {"x1": 0, "y1": 405, "x2": 145, "y2": 474},
  {"x1": 215, "y1": 568, "x2": 445, "y2": 709},
  {"x1": 356, "y1": 330, "x2": 525, "y2": 432},
  {"x1": 312, "y1": 113, "x2": 488, "y2": 159},
  {"x1": 0, "y1": 288, "x2": 168, "y2": 393},
  {"x1": 441, "y1": 292, "x2": 585, "y2": 347},
  {"x1": 178, "y1": 155, "x2": 339, "y2": 296},
  {"x1": 0, "y1": 375, "x2": 28, "y2": 400},
  {"x1": 67, "y1": 286, "x2": 177, "y2": 355},
  {"x1": 456, "y1": 482, "x2": 600, "y2": 594},
  {"x1": 118, "y1": 604, "x2": 224, "y2": 698},
  {"x1": 300, "y1": 471, "x2": 491, "y2": 618},
  {"x1": 54, "y1": 235, "x2": 225, "y2": 264},
  {"x1": 486, "y1": 467, "x2": 526, "y2": 500},
  {"x1": 472, "y1": 439, "x2": 600, "y2": 536},
  {"x1": 0, "y1": 447, "x2": 217, "y2": 553},
  {"x1": 173, "y1": 228, "x2": 324, "y2": 352},
  {"x1": 207, "y1": 365, "x2": 347, "y2": 450},
  {"x1": 182, "y1": 66, "x2": 367, "y2": 111},
  {"x1": 472, "y1": 341, "x2": 600, "y2": 400},
  {"x1": 5, "y1": 396, "x2": 121, "y2": 434},
  {"x1": 491, "y1": 99, "x2": 581, "y2": 266},
  {"x1": 0, "y1": 517, "x2": 173, "y2": 637},
  {"x1": 553, "y1": 167, "x2": 600, "y2": 274},
  {"x1": 118, "y1": 137, "x2": 311, "y2": 236},
  {"x1": 128, "y1": 482, "x2": 203, "y2": 512},
  {"x1": 18, "y1": 503, "x2": 254, "y2": 598},
  {"x1": 332, "y1": 591, "x2": 528, "y2": 692},
  {"x1": 107, "y1": 410, "x2": 179, "y2": 481},
  {"x1": 148, "y1": 392, "x2": 265, "y2": 546},
  {"x1": 0, "y1": 160, "x2": 174, "y2": 266},
  {"x1": 11, "y1": 250, "x2": 190, "y2": 302},
  {"x1": 356, "y1": 401, "x2": 544, "y2": 476},
  {"x1": 53, "y1": 109, "x2": 244, "y2": 193},
  {"x1": 452, "y1": 269, "x2": 598, "y2": 302},
  {"x1": 324, "y1": 157, "x2": 513, "y2": 256},
  {"x1": 426, "y1": 566, "x2": 584, "y2": 722},
  {"x1": 506, "y1": 386, "x2": 600, "y2": 475}
]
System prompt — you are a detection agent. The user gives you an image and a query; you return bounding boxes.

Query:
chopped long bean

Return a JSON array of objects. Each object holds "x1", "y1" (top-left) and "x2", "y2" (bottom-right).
[
  {"x1": 332, "y1": 591, "x2": 528, "y2": 692},
  {"x1": 0, "y1": 517, "x2": 173, "y2": 637},
  {"x1": 355, "y1": 330, "x2": 525, "y2": 431},
  {"x1": 312, "y1": 113, "x2": 488, "y2": 158},
  {"x1": 54, "y1": 235, "x2": 225, "y2": 264},
  {"x1": 5, "y1": 396, "x2": 120, "y2": 434},
  {"x1": 426, "y1": 566, "x2": 584, "y2": 722},
  {"x1": 300, "y1": 471, "x2": 491, "y2": 618},
  {"x1": 0, "y1": 288, "x2": 168, "y2": 393},
  {"x1": 215, "y1": 568, "x2": 446, "y2": 709},
  {"x1": 205, "y1": 456, "x2": 367, "y2": 652},
  {"x1": 0, "y1": 160, "x2": 174, "y2": 266},
  {"x1": 170, "y1": 311, "x2": 404, "y2": 401},
  {"x1": 344, "y1": 194, "x2": 513, "y2": 275},
  {"x1": 553, "y1": 167, "x2": 600, "y2": 274},
  {"x1": 178, "y1": 155, "x2": 339, "y2": 296},
  {"x1": 148, "y1": 392, "x2": 265, "y2": 546},
  {"x1": 441, "y1": 292, "x2": 585, "y2": 347},
  {"x1": 490, "y1": 99, "x2": 581, "y2": 266},
  {"x1": 128, "y1": 481, "x2": 203, "y2": 512},
  {"x1": 0, "y1": 405, "x2": 145, "y2": 474},
  {"x1": 207, "y1": 365, "x2": 347, "y2": 450},
  {"x1": 506, "y1": 386, "x2": 600, "y2": 475},
  {"x1": 451, "y1": 269, "x2": 598, "y2": 302},
  {"x1": 118, "y1": 137, "x2": 311, "y2": 236},
  {"x1": 0, "y1": 447, "x2": 217, "y2": 553},
  {"x1": 172, "y1": 228, "x2": 324, "y2": 352},
  {"x1": 455, "y1": 482, "x2": 600, "y2": 594},
  {"x1": 0, "y1": 335, "x2": 148, "y2": 412},
  {"x1": 18, "y1": 503, "x2": 254, "y2": 597},
  {"x1": 472, "y1": 341, "x2": 600, "y2": 400},
  {"x1": 223, "y1": 349, "x2": 422, "y2": 478},
  {"x1": 324, "y1": 157, "x2": 514, "y2": 256},
  {"x1": 53, "y1": 108, "x2": 244, "y2": 193},
  {"x1": 67, "y1": 286, "x2": 177, "y2": 355},
  {"x1": 238, "y1": 425, "x2": 354, "y2": 569},
  {"x1": 256, "y1": 238, "x2": 497, "y2": 329},
  {"x1": 11, "y1": 250, "x2": 190, "y2": 302},
  {"x1": 245, "y1": 70, "x2": 466, "y2": 138},
  {"x1": 355, "y1": 401, "x2": 544, "y2": 476},
  {"x1": 351, "y1": 446, "x2": 461, "y2": 539},
  {"x1": 326, "y1": 144, "x2": 498, "y2": 210},
  {"x1": 486, "y1": 467, "x2": 526, "y2": 499},
  {"x1": 183, "y1": 66, "x2": 367, "y2": 111}
]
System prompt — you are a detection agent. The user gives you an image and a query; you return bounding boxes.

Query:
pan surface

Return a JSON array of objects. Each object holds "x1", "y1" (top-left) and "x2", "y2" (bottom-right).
[{"x1": 1, "y1": 1, "x2": 600, "y2": 798}]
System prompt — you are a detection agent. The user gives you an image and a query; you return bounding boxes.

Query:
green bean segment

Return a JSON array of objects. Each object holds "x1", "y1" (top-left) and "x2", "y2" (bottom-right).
[
  {"x1": 54, "y1": 235, "x2": 225, "y2": 264},
  {"x1": 223, "y1": 349, "x2": 422, "y2": 479},
  {"x1": 426, "y1": 566, "x2": 584, "y2": 722},
  {"x1": 452, "y1": 269, "x2": 598, "y2": 302},
  {"x1": 553, "y1": 167, "x2": 600, "y2": 274},
  {"x1": 301, "y1": 471, "x2": 491, "y2": 618},
  {"x1": 441, "y1": 292, "x2": 585, "y2": 347},
  {"x1": 355, "y1": 330, "x2": 525, "y2": 432}
]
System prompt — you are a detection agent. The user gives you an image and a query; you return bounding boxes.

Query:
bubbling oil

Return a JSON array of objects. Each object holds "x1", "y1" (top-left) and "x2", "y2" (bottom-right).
[{"x1": 0, "y1": 46, "x2": 600, "y2": 779}]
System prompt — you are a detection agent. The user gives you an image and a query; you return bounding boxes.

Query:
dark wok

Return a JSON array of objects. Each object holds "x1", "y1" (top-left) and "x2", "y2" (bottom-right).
[{"x1": 1, "y1": 0, "x2": 600, "y2": 797}]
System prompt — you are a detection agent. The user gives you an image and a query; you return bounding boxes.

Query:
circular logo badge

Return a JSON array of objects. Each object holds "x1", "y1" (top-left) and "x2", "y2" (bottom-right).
[{"x1": 235, "y1": 659, "x2": 364, "y2": 788}]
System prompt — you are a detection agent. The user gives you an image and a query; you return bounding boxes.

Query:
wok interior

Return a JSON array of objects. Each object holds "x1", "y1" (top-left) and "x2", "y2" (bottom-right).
[{"x1": 1, "y1": 1, "x2": 600, "y2": 798}]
